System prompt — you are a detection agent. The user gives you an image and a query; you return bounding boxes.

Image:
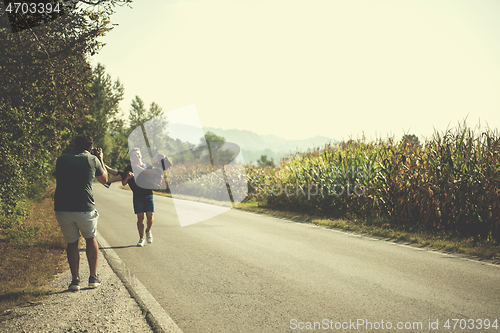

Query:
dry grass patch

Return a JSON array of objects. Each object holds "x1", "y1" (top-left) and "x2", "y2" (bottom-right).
[{"x1": 0, "y1": 187, "x2": 66, "y2": 320}]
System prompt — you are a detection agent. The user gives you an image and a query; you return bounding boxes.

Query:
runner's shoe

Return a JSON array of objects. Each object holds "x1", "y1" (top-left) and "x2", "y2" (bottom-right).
[
  {"x1": 103, "y1": 182, "x2": 110, "y2": 188},
  {"x1": 88, "y1": 276, "x2": 101, "y2": 288},
  {"x1": 137, "y1": 238, "x2": 145, "y2": 247},
  {"x1": 68, "y1": 279, "x2": 80, "y2": 291},
  {"x1": 146, "y1": 231, "x2": 153, "y2": 244}
]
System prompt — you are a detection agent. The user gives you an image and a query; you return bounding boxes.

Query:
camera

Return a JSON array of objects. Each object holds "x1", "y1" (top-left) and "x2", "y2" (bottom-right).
[{"x1": 91, "y1": 148, "x2": 100, "y2": 156}]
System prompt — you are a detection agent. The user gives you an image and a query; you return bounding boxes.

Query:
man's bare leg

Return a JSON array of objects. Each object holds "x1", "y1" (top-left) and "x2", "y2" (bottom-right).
[
  {"x1": 137, "y1": 213, "x2": 145, "y2": 239},
  {"x1": 67, "y1": 240, "x2": 80, "y2": 280},
  {"x1": 145, "y1": 211, "x2": 154, "y2": 234},
  {"x1": 85, "y1": 237, "x2": 99, "y2": 278}
]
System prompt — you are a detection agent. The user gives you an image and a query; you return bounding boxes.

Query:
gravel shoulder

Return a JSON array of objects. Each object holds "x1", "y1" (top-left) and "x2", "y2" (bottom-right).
[{"x1": 0, "y1": 247, "x2": 154, "y2": 333}]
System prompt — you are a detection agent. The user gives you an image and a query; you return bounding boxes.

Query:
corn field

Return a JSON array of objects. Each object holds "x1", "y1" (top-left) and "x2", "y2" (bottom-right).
[{"x1": 246, "y1": 124, "x2": 500, "y2": 242}]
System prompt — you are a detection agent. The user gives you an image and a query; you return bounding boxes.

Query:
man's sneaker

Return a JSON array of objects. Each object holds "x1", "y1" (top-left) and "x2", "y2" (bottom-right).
[
  {"x1": 137, "y1": 238, "x2": 145, "y2": 247},
  {"x1": 103, "y1": 182, "x2": 110, "y2": 188},
  {"x1": 146, "y1": 231, "x2": 153, "y2": 244},
  {"x1": 88, "y1": 276, "x2": 101, "y2": 288},
  {"x1": 68, "y1": 279, "x2": 80, "y2": 291}
]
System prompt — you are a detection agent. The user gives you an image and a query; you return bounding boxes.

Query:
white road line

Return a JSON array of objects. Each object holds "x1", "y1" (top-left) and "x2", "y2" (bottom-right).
[
  {"x1": 323, "y1": 223, "x2": 500, "y2": 268},
  {"x1": 237, "y1": 209, "x2": 500, "y2": 269},
  {"x1": 96, "y1": 232, "x2": 183, "y2": 333}
]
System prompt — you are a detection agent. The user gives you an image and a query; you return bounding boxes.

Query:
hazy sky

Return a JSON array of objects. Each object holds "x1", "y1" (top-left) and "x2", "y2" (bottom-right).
[{"x1": 90, "y1": 0, "x2": 500, "y2": 141}]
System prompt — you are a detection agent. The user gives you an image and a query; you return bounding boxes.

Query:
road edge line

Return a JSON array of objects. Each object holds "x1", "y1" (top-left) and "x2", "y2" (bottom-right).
[{"x1": 96, "y1": 231, "x2": 183, "y2": 333}]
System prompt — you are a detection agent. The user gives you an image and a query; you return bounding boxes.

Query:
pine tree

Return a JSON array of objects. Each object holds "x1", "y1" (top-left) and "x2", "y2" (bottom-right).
[{"x1": 80, "y1": 63, "x2": 124, "y2": 150}]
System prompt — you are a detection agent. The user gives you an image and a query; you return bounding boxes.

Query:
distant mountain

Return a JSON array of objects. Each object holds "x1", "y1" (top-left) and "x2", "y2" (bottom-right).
[
  {"x1": 203, "y1": 127, "x2": 337, "y2": 164},
  {"x1": 166, "y1": 123, "x2": 205, "y2": 146}
]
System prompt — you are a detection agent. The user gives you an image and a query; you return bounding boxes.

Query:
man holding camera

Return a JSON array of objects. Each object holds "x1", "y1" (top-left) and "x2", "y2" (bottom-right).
[{"x1": 54, "y1": 134, "x2": 108, "y2": 291}]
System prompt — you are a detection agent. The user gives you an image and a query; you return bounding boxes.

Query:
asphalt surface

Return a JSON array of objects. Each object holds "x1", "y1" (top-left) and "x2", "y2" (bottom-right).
[{"x1": 94, "y1": 185, "x2": 500, "y2": 333}]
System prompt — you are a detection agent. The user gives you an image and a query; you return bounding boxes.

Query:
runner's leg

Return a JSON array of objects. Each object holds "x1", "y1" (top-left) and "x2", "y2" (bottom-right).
[{"x1": 137, "y1": 212, "x2": 145, "y2": 239}]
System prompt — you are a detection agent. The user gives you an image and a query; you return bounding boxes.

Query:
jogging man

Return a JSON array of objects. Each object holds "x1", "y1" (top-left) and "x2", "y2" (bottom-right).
[{"x1": 122, "y1": 148, "x2": 158, "y2": 247}]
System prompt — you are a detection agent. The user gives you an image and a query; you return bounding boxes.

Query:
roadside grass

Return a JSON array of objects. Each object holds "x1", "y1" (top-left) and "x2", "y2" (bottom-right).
[
  {"x1": 0, "y1": 185, "x2": 67, "y2": 320},
  {"x1": 235, "y1": 198, "x2": 500, "y2": 264}
]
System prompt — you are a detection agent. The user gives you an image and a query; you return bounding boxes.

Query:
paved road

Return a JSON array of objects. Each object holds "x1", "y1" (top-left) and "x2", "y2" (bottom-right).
[{"x1": 94, "y1": 185, "x2": 500, "y2": 332}]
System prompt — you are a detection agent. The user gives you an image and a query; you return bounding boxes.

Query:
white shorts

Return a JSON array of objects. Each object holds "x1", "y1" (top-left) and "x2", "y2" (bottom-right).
[{"x1": 55, "y1": 210, "x2": 99, "y2": 244}]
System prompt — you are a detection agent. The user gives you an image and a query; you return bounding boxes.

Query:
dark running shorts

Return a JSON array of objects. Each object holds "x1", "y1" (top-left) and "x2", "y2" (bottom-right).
[{"x1": 133, "y1": 195, "x2": 154, "y2": 214}]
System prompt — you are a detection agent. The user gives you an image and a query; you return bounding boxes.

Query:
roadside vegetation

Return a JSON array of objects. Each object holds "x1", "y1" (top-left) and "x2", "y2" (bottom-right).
[
  {"x1": 243, "y1": 123, "x2": 500, "y2": 261},
  {"x1": 1, "y1": 0, "x2": 131, "y2": 319},
  {"x1": 0, "y1": 185, "x2": 67, "y2": 320}
]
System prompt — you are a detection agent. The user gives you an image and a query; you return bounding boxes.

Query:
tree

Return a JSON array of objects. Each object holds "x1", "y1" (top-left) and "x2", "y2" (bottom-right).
[
  {"x1": 79, "y1": 63, "x2": 124, "y2": 149},
  {"x1": 104, "y1": 118, "x2": 129, "y2": 170},
  {"x1": 0, "y1": 1, "x2": 132, "y2": 233},
  {"x1": 127, "y1": 96, "x2": 168, "y2": 157},
  {"x1": 401, "y1": 134, "x2": 420, "y2": 148},
  {"x1": 128, "y1": 95, "x2": 147, "y2": 132},
  {"x1": 257, "y1": 155, "x2": 275, "y2": 167},
  {"x1": 142, "y1": 101, "x2": 167, "y2": 154},
  {"x1": 128, "y1": 96, "x2": 164, "y2": 132},
  {"x1": 203, "y1": 131, "x2": 226, "y2": 145},
  {"x1": 1, "y1": 1, "x2": 132, "y2": 62},
  {"x1": 202, "y1": 131, "x2": 224, "y2": 164}
]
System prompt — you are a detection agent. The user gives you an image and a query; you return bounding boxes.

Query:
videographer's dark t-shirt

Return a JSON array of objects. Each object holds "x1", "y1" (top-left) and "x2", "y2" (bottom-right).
[
  {"x1": 124, "y1": 164, "x2": 154, "y2": 199},
  {"x1": 54, "y1": 151, "x2": 104, "y2": 211}
]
